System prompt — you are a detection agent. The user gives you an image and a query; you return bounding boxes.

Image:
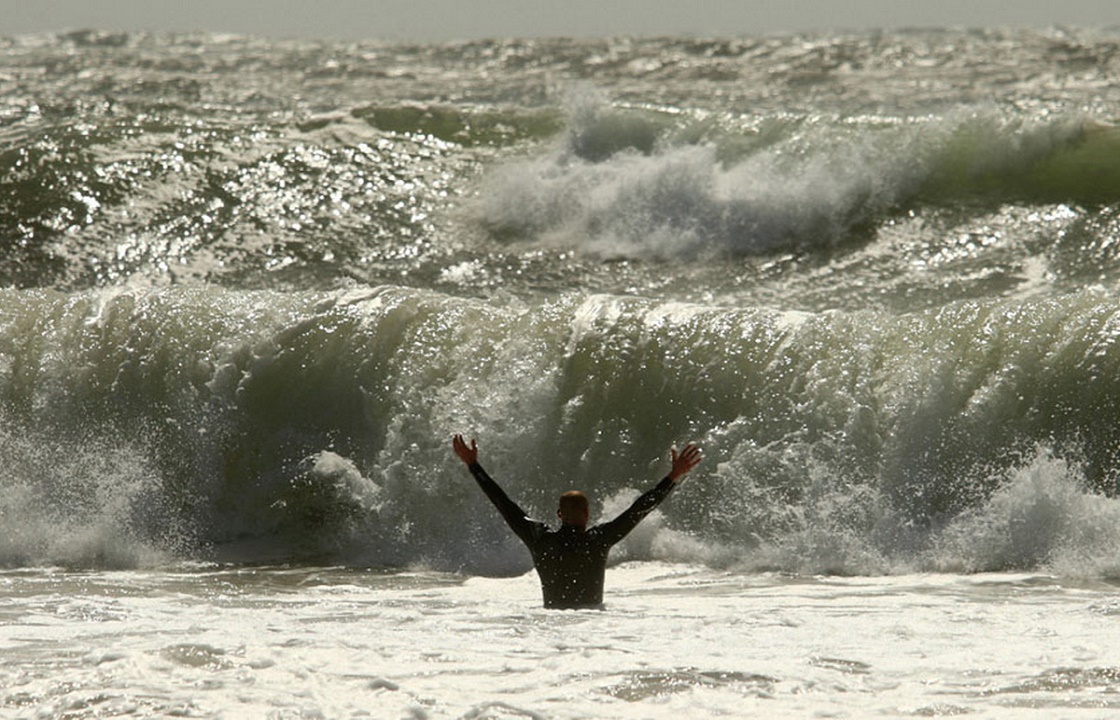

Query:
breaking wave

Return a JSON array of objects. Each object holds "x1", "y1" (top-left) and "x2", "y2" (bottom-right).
[
  {"x1": 3, "y1": 285, "x2": 1120, "y2": 576},
  {"x1": 475, "y1": 96, "x2": 1119, "y2": 257}
]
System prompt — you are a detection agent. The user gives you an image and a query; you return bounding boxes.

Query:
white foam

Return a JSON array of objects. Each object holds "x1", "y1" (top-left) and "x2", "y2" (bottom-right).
[
  {"x1": 6, "y1": 565, "x2": 1120, "y2": 719},
  {"x1": 932, "y1": 447, "x2": 1120, "y2": 575}
]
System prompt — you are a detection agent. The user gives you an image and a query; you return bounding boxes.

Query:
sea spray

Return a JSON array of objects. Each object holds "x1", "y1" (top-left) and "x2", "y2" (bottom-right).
[
  {"x1": 2, "y1": 28, "x2": 1120, "y2": 578},
  {"x1": 5, "y1": 284, "x2": 1120, "y2": 572},
  {"x1": 5, "y1": 26, "x2": 1120, "y2": 720},
  {"x1": 932, "y1": 447, "x2": 1120, "y2": 576},
  {"x1": 473, "y1": 99, "x2": 1117, "y2": 258}
]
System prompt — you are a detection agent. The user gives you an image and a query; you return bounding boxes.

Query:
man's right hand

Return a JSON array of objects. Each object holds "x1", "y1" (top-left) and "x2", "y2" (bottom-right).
[{"x1": 452, "y1": 434, "x2": 479, "y2": 466}]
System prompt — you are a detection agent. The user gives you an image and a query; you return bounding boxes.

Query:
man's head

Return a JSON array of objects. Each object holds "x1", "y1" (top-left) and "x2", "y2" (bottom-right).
[{"x1": 557, "y1": 490, "x2": 590, "y2": 528}]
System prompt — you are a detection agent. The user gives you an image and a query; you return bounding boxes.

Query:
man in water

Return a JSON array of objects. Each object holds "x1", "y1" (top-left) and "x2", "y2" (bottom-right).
[{"x1": 452, "y1": 434, "x2": 702, "y2": 609}]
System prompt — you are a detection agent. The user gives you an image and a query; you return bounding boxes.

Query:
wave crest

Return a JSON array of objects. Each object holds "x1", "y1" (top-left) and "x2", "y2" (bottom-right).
[{"x1": 474, "y1": 98, "x2": 1118, "y2": 258}]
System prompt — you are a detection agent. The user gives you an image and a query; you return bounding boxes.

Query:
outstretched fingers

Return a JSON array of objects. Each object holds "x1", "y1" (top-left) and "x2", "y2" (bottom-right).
[
  {"x1": 452, "y1": 434, "x2": 478, "y2": 465},
  {"x1": 669, "y1": 442, "x2": 703, "y2": 481}
]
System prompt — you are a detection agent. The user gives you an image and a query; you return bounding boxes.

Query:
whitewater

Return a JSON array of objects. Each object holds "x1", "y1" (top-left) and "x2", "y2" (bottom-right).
[{"x1": 2, "y1": 26, "x2": 1120, "y2": 718}]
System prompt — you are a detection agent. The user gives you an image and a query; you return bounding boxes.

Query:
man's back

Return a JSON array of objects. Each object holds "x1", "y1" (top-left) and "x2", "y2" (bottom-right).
[
  {"x1": 451, "y1": 435, "x2": 701, "y2": 608},
  {"x1": 464, "y1": 459, "x2": 677, "y2": 609},
  {"x1": 530, "y1": 524, "x2": 613, "y2": 608}
]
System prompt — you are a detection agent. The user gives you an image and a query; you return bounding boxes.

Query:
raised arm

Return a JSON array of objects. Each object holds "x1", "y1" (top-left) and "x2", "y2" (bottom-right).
[
  {"x1": 452, "y1": 434, "x2": 479, "y2": 466},
  {"x1": 596, "y1": 443, "x2": 702, "y2": 546},
  {"x1": 452, "y1": 434, "x2": 541, "y2": 545},
  {"x1": 668, "y1": 443, "x2": 703, "y2": 483}
]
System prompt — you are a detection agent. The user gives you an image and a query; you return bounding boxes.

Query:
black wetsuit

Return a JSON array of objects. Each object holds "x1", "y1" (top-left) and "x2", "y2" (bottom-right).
[{"x1": 467, "y1": 462, "x2": 676, "y2": 609}]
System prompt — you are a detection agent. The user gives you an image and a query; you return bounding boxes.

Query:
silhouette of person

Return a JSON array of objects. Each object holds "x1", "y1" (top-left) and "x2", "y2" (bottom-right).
[{"x1": 452, "y1": 434, "x2": 702, "y2": 608}]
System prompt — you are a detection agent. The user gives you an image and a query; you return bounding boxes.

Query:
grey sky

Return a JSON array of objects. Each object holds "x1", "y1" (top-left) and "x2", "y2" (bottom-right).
[{"x1": 4, "y1": 0, "x2": 1119, "y2": 41}]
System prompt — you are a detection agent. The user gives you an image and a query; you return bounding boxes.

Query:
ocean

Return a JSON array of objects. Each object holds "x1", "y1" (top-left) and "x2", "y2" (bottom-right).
[{"x1": 2, "y1": 26, "x2": 1120, "y2": 718}]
